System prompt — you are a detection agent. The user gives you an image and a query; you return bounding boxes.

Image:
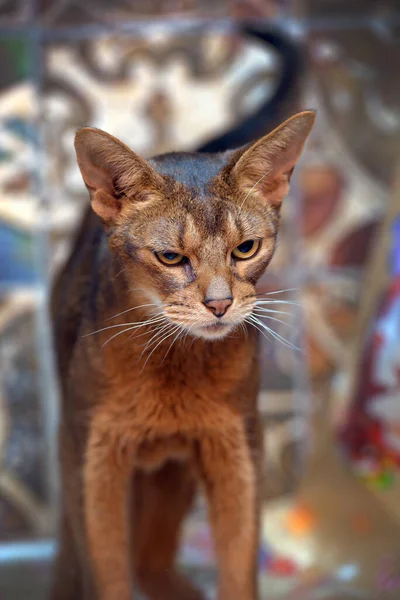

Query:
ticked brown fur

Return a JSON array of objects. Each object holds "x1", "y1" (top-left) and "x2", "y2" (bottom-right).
[{"x1": 50, "y1": 112, "x2": 314, "y2": 600}]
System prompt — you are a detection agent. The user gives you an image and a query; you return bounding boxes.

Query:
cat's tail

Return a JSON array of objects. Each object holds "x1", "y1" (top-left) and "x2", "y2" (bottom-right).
[{"x1": 197, "y1": 25, "x2": 302, "y2": 153}]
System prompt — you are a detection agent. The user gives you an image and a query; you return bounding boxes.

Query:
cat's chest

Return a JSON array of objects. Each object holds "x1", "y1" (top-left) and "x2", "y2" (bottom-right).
[
  {"x1": 122, "y1": 369, "x2": 235, "y2": 433},
  {"x1": 98, "y1": 333, "x2": 257, "y2": 450},
  {"x1": 126, "y1": 378, "x2": 239, "y2": 471},
  {"x1": 105, "y1": 342, "x2": 254, "y2": 436}
]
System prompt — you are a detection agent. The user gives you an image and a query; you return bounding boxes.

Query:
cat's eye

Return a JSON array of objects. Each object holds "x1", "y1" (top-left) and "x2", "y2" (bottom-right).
[
  {"x1": 232, "y1": 239, "x2": 260, "y2": 260},
  {"x1": 156, "y1": 251, "x2": 186, "y2": 266}
]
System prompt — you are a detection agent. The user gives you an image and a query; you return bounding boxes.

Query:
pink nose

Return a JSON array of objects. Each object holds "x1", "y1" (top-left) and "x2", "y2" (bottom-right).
[{"x1": 204, "y1": 297, "x2": 232, "y2": 317}]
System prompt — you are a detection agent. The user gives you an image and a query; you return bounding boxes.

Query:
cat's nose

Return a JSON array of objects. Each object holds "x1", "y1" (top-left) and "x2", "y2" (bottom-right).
[{"x1": 204, "y1": 297, "x2": 232, "y2": 318}]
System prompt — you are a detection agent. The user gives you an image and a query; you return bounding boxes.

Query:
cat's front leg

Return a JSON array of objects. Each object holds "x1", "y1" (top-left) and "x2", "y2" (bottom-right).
[
  {"x1": 84, "y1": 418, "x2": 134, "y2": 600},
  {"x1": 198, "y1": 424, "x2": 259, "y2": 600}
]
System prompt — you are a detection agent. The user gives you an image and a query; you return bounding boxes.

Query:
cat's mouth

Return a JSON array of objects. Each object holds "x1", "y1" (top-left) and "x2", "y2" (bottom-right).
[
  {"x1": 163, "y1": 304, "x2": 251, "y2": 341},
  {"x1": 204, "y1": 322, "x2": 229, "y2": 331},
  {"x1": 193, "y1": 320, "x2": 235, "y2": 340}
]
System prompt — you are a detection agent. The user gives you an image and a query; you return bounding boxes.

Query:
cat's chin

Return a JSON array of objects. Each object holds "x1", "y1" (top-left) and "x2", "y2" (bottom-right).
[{"x1": 190, "y1": 322, "x2": 236, "y2": 341}]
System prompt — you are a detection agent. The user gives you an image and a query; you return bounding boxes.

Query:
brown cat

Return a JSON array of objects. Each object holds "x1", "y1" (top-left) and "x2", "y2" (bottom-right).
[{"x1": 50, "y1": 110, "x2": 314, "y2": 600}]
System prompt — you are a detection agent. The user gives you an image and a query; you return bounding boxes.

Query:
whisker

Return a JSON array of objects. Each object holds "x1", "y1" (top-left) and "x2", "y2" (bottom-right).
[
  {"x1": 238, "y1": 321, "x2": 248, "y2": 339},
  {"x1": 128, "y1": 325, "x2": 165, "y2": 342},
  {"x1": 161, "y1": 325, "x2": 186, "y2": 364},
  {"x1": 255, "y1": 288, "x2": 298, "y2": 297},
  {"x1": 254, "y1": 307, "x2": 294, "y2": 318},
  {"x1": 255, "y1": 299, "x2": 302, "y2": 307},
  {"x1": 246, "y1": 315, "x2": 282, "y2": 347},
  {"x1": 105, "y1": 303, "x2": 159, "y2": 322},
  {"x1": 179, "y1": 324, "x2": 194, "y2": 347},
  {"x1": 186, "y1": 323, "x2": 196, "y2": 343},
  {"x1": 238, "y1": 168, "x2": 272, "y2": 212},
  {"x1": 253, "y1": 314, "x2": 296, "y2": 331},
  {"x1": 100, "y1": 316, "x2": 167, "y2": 348},
  {"x1": 188, "y1": 329, "x2": 197, "y2": 350},
  {"x1": 128, "y1": 316, "x2": 169, "y2": 342},
  {"x1": 140, "y1": 325, "x2": 182, "y2": 372},
  {"x1": 83, "y1": 314, "x2": 165, "y2": 337},
  {"x1": 247, "y1": 315, "x2": 300, "y2": 351},
  {"x1": 101, "y1": 326, "x2": 139, "y2": 349},
  {"x1": 113, "y1": 268, "x2": 126, "y2": 280},
  {"x1": 259, "y1": 323, "x2": 300, "y2": 351},
  {"x1": 245, "y1": 317, "x2": 272, "y2": 345},
  {"x1": 139, "y1": 322, "x2": 173, "y2": 356}
]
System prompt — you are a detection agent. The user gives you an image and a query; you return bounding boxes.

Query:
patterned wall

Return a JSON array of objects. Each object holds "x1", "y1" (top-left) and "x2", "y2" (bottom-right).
[{"x1": 0, "y1": 0, "x2": 399, "y2": 545}]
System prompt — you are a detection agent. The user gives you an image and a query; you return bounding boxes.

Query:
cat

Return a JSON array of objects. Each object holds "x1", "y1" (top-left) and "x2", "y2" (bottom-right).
[{"x1": 50, "y1": 109, "x2": 314, "y2": 600}]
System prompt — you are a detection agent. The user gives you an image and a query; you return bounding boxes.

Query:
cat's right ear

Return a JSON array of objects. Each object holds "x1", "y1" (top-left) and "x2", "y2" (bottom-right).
[
  {"x1": 229, "y1": 111, "x2": 315, "y2": 211},
  {"x1": 74, "y1": 128, "x2": 165, "y2": 222}
]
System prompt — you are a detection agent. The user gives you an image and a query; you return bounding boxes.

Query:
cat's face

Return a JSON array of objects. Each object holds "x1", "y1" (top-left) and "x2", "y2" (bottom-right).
[
  {"x1": 74, "y1": 112, "x2": 315, "y2": 340},
  {"x1": 110, "y1": 172, "x2": 278, "y2": 339}
]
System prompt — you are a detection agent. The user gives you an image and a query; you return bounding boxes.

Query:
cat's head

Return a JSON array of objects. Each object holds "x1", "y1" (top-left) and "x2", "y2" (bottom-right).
[{"x1": 74, "y1": 111, "x2": 314, "y2": 340}]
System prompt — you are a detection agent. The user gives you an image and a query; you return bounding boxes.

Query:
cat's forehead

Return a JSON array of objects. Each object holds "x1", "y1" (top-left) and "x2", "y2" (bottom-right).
[
  {"x1": 148, "y1": 151, "x2": 229, "y2": 194},
  {"x1": 141, "y1": 200, "x2": 273, "y2": 252},
  {"x1": 143, "y1": 205, "x2": 232, "y2": 251}
]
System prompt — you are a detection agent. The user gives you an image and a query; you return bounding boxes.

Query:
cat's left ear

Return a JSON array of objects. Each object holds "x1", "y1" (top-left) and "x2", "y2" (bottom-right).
[
  {"x1": 74, "y1": 127, "x2": 165, "y2": 222},
  {"x1": 231, "y1": 110, "x2": 315, "y2": 209}
]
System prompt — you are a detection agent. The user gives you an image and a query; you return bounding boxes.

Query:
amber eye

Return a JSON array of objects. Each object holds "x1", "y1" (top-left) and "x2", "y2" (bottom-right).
[
  {"x1": 156, "y1": 251, "x2": 186, "y2": 266},
  {"x1": 232, "y1": 239, "x2": 260, "y2": 260}
]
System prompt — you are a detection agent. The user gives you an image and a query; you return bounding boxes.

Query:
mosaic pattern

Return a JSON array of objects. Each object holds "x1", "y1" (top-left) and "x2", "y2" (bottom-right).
[
  {"x1": 0, "y1": 0, "x2": 32, "y2": 25},
  {"x1": 297, "y1": 0, "x2": 399, "y2": 18},
  {"x1": 0, "y1": 39, "x2": 37, "y2": 285},
  {"x1": 0, "y1": 0, "x2": 283, "y2": 27},
  {"x1": 308, "y1": 27, "x2": 400, "y2": 185},
  {"x1": 0, "y1": 298, "x2": 49, "y2": 540}
]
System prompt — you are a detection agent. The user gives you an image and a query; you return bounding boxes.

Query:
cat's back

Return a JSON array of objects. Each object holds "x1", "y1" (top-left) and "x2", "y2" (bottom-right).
[{"x1": 51, "y1": 207, "x2": 103, "y2": 380}]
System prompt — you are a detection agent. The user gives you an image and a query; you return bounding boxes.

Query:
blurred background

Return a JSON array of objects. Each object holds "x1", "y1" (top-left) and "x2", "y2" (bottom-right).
[{"x1": 0, "y1": 1, "x2": 399, "y2": 599}]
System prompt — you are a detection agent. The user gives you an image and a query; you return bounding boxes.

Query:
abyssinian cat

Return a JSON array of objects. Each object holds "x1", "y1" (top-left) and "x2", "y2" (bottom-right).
[{"x1": 50, "y1": 110, "x2": 314, "y2": 600}]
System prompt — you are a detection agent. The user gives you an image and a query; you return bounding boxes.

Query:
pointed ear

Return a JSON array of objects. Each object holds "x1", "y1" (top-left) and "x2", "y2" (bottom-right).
[
  {"x1": 74, "y1": 128, "x2": 165, "y2": 222},
  {"x1": 231, "y1": 111, "x2": 315, "y2": 209}
]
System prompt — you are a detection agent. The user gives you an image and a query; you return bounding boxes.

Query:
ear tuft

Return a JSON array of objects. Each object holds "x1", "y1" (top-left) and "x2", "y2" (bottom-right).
[
  {"x1": 232, "y1": 110, "x2": 315, "y2": 209},
  {"x1": 74, "y1": 128, "x2": 164, "y2": 222}
]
